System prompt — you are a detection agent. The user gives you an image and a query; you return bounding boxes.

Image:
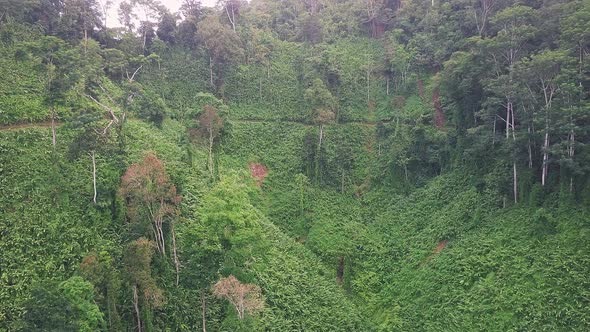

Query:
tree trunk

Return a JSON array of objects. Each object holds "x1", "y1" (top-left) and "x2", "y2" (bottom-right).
[
  {"x1": 316, "y1": 124, "x2": 324, "y2": 184},
  {"x1": 492, "y1": 116, "x2": 496, "y2": 145},
  {"x1": 259, "y1": 76, "x2": 262, "y2": 102},
  {"x1": 336, "y1": 256, "x2": 344, "y2": 284},
  {"x1": 569, "y1": 128, "x2": 575, "y2": 192},
  {"x1": 513, "y1": 161, "x2": 518, "y2": 204},
  {"x1": 133, "y1": 284, "x2": 142, "y2": 332},
  {"x1": 142, "y1": 30, "x2": 147, "y2": 52},
  {"x1": 84, "y1": 29, "x2": 88, "y2": 54},
  {"x1": 318, "y1": 124, "x2": 324, "y2": 151},
  {"x1": 404, "y1": 163, "x2": 408, "y2": 182},
  {"x1": 527, "y1": 126, "x2": 533, "y2": 168},
  {"x1": 225, "y1": 5, "x2": 236, "y2": 32},
  {"x1": 201, "y1": 290, "x2": 207, "y2": 332},
  {"x1": 366, "y1": 54, "x2": 370, "y2": 104},
  {"x1": 51, "y1": 110, "x2": 56, "y2": 147},
  {"x1": 209, "y1": 56, "x2": 214, "y2": 88},
  {"x1": 171, "y1": 222, "x2": 180, "y2": 287},
  {"x1": 505, "y1": 101, "x2": 511, "y2": 140},
  {"x1": 542, "y1": 131, "x2": 549, "y2": 186},
  {"x1": 91, "y1": 151, "x2": 97, "y2": 204},
  {"x1": 208, "y1": 128, "x2": 214, "y2": 177}
]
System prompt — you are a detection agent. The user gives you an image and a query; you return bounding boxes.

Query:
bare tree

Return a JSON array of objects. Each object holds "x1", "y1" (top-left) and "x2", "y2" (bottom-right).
[{"x1": 212, "y1": 275, "x2": 264, "y2": 320}]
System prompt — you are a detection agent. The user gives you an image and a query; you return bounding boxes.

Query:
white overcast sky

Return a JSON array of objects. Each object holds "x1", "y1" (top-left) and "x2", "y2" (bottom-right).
[{"x1": 105, "y1": 0, "x2": 218, "y2": 27}]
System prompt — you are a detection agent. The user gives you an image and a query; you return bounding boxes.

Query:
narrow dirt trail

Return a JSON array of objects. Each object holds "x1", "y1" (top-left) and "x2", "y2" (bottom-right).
[
  {"x1": 0, "y1": 118, "x2": 390, "y2": 132},
  {"x1": 0, "y1": 121, "x2": 58, "y2": 132},
  {"x1": 229, "y1": 118, "x2": 392, "y2": 127}
]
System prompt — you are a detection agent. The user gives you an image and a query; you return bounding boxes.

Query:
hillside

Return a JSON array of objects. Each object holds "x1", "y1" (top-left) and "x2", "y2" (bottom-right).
[{"x1": 1, "y1": 0, "x2": 589, "y2": 331}]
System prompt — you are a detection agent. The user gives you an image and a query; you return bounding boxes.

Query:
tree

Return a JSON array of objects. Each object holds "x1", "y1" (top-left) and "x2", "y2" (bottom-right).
[
  {"x1": 298, "y1": 13, "x2": 322, "y2": 44},
  {"x1": 384, "y1": 29, "x2": 416, "y2": 92},
  {"x1": 212, "y1": 275, "x2": 264, "y2": 320},
  {"x1": 23, "y1": 277, "x2": 105, "y2": 332},
  {"x1": 119, "y1": 153, "x2": 182, "y2": 284},
  {"x1": 195, "y1": 105, "x2": 224, "y2": 177},
  {"x1": 68, "y1": 108, "x2": 113, "y2": 204},
  {"x1": 124, "y1": 238, "x2": 164, "y2": 332},
  {"x1": 517, "y1": 50, "x2": 568, "y2": 186},
  {"x1": 27, "y1": 36, "x2": 81, "y2": 147},
  {"x1": 218, "y1": 0, "x2": 246, "y2": 32},
  {"x1": 118, "y1": 0, "x2": 136, "y2": 31},
  {"x1": 79, "y1": 252, "x2": 122, "y2": 331},
  {"x1": 197, "y1": 15, "x2": 243, "y2": 90},
  {"x1": 479, "y1": 5, "x2": 538, "y2": 203},
  {"x1": 57, "y1": 0, "x2": 103, "y2": 48},
  {"x1": 156, "y1": 10, "x2": 177, "y2": 44}
]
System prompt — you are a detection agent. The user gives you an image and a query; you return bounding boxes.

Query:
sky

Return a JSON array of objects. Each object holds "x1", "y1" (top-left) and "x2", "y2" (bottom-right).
[{"x1": 105, "y1": 0, "x2": 218, "y2": 27}]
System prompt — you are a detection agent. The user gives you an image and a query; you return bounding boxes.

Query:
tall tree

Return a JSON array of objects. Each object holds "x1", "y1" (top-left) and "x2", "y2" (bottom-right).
[
  {"x1": 197, "y1": 15, "x2": 243, "y2": 90},
  {"x1": 119, "y1": 153, "x2": 182, "y2": 284},
  {"x1": 479, "y1": 5, "x2": 538, "y2": 203},
  {"x1": 218, "y1": 0, "x2": 246, "y2": 32},
  {"x1": 195, "y1": 105, "x2": 224, "y2": 177}
]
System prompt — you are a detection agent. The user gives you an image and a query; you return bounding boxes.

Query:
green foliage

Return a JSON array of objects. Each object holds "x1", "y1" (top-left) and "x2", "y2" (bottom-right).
[{"x1": 2, "y1": 0, "x2": 590, "y2": 331}]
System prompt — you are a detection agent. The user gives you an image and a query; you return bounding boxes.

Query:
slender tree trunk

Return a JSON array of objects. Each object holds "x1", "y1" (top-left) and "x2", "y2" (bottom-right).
[
  {"x1": 404, "y1": 164, "x2": 408, "y2": 182},
  {"x1": 316, "y1": 124, "x2": 324, "y2": 183},
  {"x1": 542, "y1": 131, "x2": 549, "y2": 186},
  {"x1": 209, "y1": 56, "x2": 214, "y2": 88},
  {"x1": 318, "y1": 124, "x2": 324, "y2": 152},
  {"x1": 91, "y1": 151, "x2": 97, "y2": 204},
  {"x1": 336, "y1": 256, "x2": 345, "y2": 284},
  {"x1": 171, "y1": 222, "x2": 180, "y2": 286},
  {"x1": 492, "y1": 116, "x2": 496, "y2": 145},
  {"x1": 51, "y1": 109, "x2": 56, "y2": 147},
  {"x1": 527, "y1": 126, "x2": 533, "y2": 168},
  {"x1": 225, "y1": 5, "x2": 236, "y2": 32},
  {"x1": 501, "y1": 98, "x2": 518, "y2": 203},
  {"x1": 201, "y1": 290, "x2": 207, "y2": 332},
  {"x1": 505, "y1": 101, "x2": 511, "y2": 140},
  {"x1": 133, "y1": 285, "x2": 142, "y2": 332},
  {"x1": 158, "y1": 202, "x2": 166, "y2": 256},
  {"x1": 513, "y1": 161, "x2": 518, "y2": 204},
  {"x1": 142, "y1": 30, "x2": 147, "y2": 52},
  {"x1": 386, "y1": 77, "x2": 390, "y2": 95},
  {"x1": 84, "y1": 29, "x2": 88, "y2": 54},
  {"x1": 208, "y1": 128, "x2": 214, "y2": 177},
  {"x1": 366, "y1": 54, "x2": 370, "y2": 104},
  {"x1": 569, "y1": 128, "x2": 575, "y2": 192}
]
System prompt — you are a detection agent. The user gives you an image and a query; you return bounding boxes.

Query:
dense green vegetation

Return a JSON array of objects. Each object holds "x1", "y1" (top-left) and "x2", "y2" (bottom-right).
[{"x1": 0, "y1": 0, "x2": 589, "y2": 330}]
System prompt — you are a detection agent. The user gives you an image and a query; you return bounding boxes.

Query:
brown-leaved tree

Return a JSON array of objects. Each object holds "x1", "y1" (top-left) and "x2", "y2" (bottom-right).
[{"x1": 212, "y1": 275, "x2": 264, "y2": 320}]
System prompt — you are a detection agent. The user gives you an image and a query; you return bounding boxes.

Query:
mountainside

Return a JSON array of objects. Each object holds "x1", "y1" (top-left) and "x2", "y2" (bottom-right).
[{"x1": 1, "y1": 0, "x2": 589, "y2": 331}]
